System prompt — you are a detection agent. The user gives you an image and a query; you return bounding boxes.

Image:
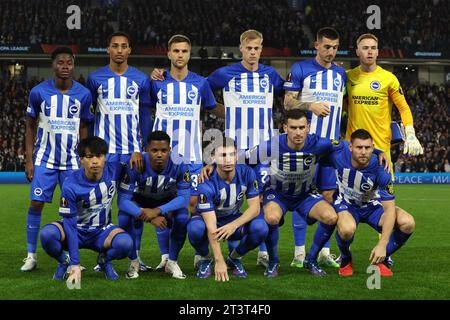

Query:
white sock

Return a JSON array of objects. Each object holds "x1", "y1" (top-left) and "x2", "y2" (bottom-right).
[
  {"x1": 320, "y1": 247, "x2": 330, "y2": 256},
  {"x1": 161, "y1": 254, "x2": 169, "y2": 260},
  {"x1": 294, "y1": 245, "x2": 305, "y2": 257},
  {"x1": 28, "y1": 252, "x2": 37, "y2": 259},
  {"x1": 168, "y1": 259, "x2": 176, "y2": 264},
  {"x1": 258, "y1": 250, "x2": 268, "y2": 256}
]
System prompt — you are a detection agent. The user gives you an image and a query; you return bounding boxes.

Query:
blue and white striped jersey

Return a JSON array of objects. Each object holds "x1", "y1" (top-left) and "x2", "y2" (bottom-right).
[
  {"x1": 284, "y1": 58, "x2": 346, "y2": 140},
  {"x1": 58, "y1": 162, "x2": 125, "y2": 231},
  {"x1": 119, "y1": 152, "x2": 191, "y2": 207},
  {"x1": 196, "y1": 164, "x2": 259, "y2": 219},
  {"x1": 322, "y1": 140, "x2": 395, "y2": 208},
  {"x1": 151, "y1": 71, "x2": 216, "y2": 163},
  {"x1": 207, "y1": 63, "x2": 285, "y2": 150},
  {"x1": 86, "y1": 65, "x2": 151, "y2": 155},
  {"x1": 27, "y1": 79, "x2": 93, "y2": 170},
  {"x1": 250, "y1": 133, "x2": 335, "y2": 197}
]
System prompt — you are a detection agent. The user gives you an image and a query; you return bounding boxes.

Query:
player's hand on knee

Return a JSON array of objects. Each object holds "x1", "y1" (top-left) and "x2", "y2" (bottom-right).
[
  {"x1": 25, "y1": 162, "x2": 34, "y2": 182},
  {"x1": 140, "y1": 208, "x2": 161, "y2": 222},
  {"x1": 150, "y1": 68, "x2": 165, "y2": 81},
  {"x1": 369, "y1": 244, "x2": 386, "y2": 265},
  {"x1": 215, "y1": 261, "x2": 229, "y2": 282},
  {"x1": 66, "y1": 265, "x2": 81, "y2": 290},
  {"x1": 377, "y1": 153, "x2": 392, "y2": 172},
  {"x1": 199, "y1": 164, "x2": 214, "y2": 183},
  {"x1": 214, "y1": 224, "x2": 237, "y2": 241},
  {"x1": 310, "y1": 102, "x2": 330, "y2": 117},
  {"x1": 150, "y1": 216, "x2": 167, "y2": 229}
]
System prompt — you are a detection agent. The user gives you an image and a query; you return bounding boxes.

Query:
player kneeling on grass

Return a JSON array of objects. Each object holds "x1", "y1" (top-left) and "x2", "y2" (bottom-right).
[
  {"x1": 187, "y1": 137, "x2": 268, "y2": 281},
  {"x1": 328, "y1": 129, "x2": 415, "y2": 276},
  {"x1": 39, "y1": 137, "x2": 151, "y2": 285},
  {"x1": 118, "y1": 131, "x2": 191, "y2": 279}
]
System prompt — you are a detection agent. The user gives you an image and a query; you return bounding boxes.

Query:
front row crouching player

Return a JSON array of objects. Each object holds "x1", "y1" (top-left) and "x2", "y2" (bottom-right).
[
  {"x1": 118, "y1": 131, "x2": 191, "y2": 279},
  {"x1": 39, "y1": 137, "x2": 149, "y2": 284},
  {"x1": 326, "y1": 129, "x2": 415, "y2": 276},
  {"x1": 187, "y1": 137, "x2": 268, "y2": 281}
]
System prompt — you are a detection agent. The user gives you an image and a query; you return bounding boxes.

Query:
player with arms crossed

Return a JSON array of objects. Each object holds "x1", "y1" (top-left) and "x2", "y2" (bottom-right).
[
  {"x1": 38, "y1": 137, "x2": 154, "y2": 285},
  {"x1": 188, "y1": 137, "x2": 268, "y2": 281},
  {"x1": 324, "y1": 129, "x2": 415, "y2": 276},
  {"x1": 86, "y1": 31, "x2": 152, "y2": 271},
  {"x1": 21, "y1": 47, "x2": 93, "y2": 272},
  {"x1": 118, "y1": 131, "x2": 191, "y2": 279},
  {"x1": 149, "y1": 34, "x2": 222, "y2": 271},
  {"x1": 283, "y1": 27, "x2": 346, "y2": 269}
]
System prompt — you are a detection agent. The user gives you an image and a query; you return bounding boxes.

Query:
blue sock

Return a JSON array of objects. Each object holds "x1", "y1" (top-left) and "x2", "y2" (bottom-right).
[
  {"x1": 133, "y1": 218, "x2": 144, "y2": 252},
  {"x1": 40, "y1": 224, "x2": 66, "y2": 263},
  {"x1": 259, "y1": 242, "x2": 267, "y2": 252},
  {"x1": 169, "y1": 210, "x2": 188, "y2": 261},
  {"x1": 265, "y1": 224, "x2": 280, "y2": 264},
  {"x1": 187, "y1": 217, "x2": 209, "y2": 257},
  {"x1": 26, "y1": 208, "x2": 42, "y2": 254},
  {"x1": 228, "y1": 240, "x2": 239, "y2": 254},
  {"x1": 335, "y1": 232, "x2": 353, "y2": 262},
  {"x1": 386, "y1": 229, "x2": 412, "y2": 257},
  {"x1": 156, "y1": 227, "x2": 170, "y2": 256},
  {"x1": 236, "y1": 219, "x2": 268, "y2": 256},
  {"x1": 323, "y1": 237, "x2": 331, "y2": 249},
  {"x1": 306, "y1": 222, "x2": 335, "y2": 261},
  {"x1": 292, "y1": 211, "x2": 307, "y2": 246},
  {"x1": 105, "y1": 233, "x2": 133, "y2": 262},
  {"x1": 118, "y1": 213, "x2": 137, "y2": 260}
]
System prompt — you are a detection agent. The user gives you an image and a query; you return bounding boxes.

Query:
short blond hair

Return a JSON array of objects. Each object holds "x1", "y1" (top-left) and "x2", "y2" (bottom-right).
[
  {"x1": 240, "y1": 29, "x2": 263, "y2": 44},
  {"x1": 356, "y1": 33, "x2": 378, "y2": 46}
]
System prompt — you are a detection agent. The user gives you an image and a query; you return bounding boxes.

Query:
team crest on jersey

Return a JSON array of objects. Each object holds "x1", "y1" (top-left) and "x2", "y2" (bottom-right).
[
  {"x1": 237, "y1": 191, "x2": 245, "y2": 201},
  {"x1": 183, "y1": 170, "x2": 191, "y2": 183},
  {"x1": 331, "y1": 139, "x2": 340, "y2": 146},
  {"x1": 127, "y1": 85, "x2": 138, "y2": 97},
  {"x1": 260, "y1": 78, "x2": 269, "y2": 89},
  {"x1": 60, "y1": 197, "x2": 69, "y2": 208},
  {"x1": 188, "y1": 90, "x2": 197, "y2": 101},
  {"x1": 266, "y1": 193, "x2": 276, "y2": 200},
  {"x1": 386, "y1": 182, "x2": 395, "y2": 195},
  {"x1": 199, "y1": 193, "x2": 207, "y2": 204},
  {"x1": 333, "y1": 77, "x2": 341, "y2": 88},
  {"x1": 34, "y1": 188, "x2": 43, "y2": 196},
  {"x1": 370, "y1": 81, "x2": 381, "y2": 91},
  {"x1": 304, "y1": 156, "x2": 313, "y2": 166},
  {"x1": 253, "y1": 179, "x2": 259, "y2": 191},
  {"x1": 361, "y1": 182, "x2": 373, "y2": 191},
  {"x1": 108, "y1": 184, "x2": 116, "y2": 196},
  {"x1": 69, "y1": 104, "x2": 79, "y2": 115}
]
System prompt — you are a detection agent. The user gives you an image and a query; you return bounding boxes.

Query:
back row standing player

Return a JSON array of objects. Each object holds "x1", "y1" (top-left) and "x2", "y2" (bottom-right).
[
  {"x1": 152, "y1": 30, "x2": 285, "y2": 267},
  {"x1": 283, "y1": 27, "x2": 345, "y2": 268},
  {"x1": 21, "y1": 47, "x2": 93, "y2": 271},
  {"x1": 86, "y1": 31, "x2": 153, "y2": 271}
]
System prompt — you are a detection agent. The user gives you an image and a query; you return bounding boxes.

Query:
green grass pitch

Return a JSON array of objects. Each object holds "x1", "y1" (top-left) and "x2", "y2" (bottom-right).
[{"x1": 0, "y1": 184, "x2": 449, "y2": 300}]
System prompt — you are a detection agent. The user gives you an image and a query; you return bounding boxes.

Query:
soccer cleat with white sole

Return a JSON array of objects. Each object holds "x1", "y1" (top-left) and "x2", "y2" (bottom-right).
[
  {"x1": 126, "y1": 259, "x2": 140, "y2": 279},
  {"x1": 318, "y1": 253, "x2": 340, "y2": 268},
  {"x1": 20, "y1": 255, "x2": 37, "y2": 272},
  {"x1": 256, "y1": 251, "x2": 269, "y2": 268},
  {"x1": 155, "y1": 256, "x2": 168, "y2": 272},
  {"x1": 165, "y1": 260, "x2": 186, "y2": 279},
  {"x1": 290, "y1": 252, "x2": 306, "y2": 268}
]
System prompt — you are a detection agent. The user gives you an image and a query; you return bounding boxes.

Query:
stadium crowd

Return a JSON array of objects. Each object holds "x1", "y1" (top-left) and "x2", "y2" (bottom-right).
[
  {"x1": 0, "y1": 70, "x2": 448, "y2": 172},
  {"x1": 0, "y1": 0, "x2": 448, "y2": 54}
]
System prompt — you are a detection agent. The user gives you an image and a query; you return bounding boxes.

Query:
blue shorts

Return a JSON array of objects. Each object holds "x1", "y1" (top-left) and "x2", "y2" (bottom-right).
[
  {"x1": 333, "y1": 200, "x2": 383, "y2": 233},
  {"x1": 316, "y1": 163, "x2": 337, "y2": 191},
  {"x1": 30, "y1": 165, "x2": 74, "y2": 202},
  {"x1": 106, "y1": 153, "x2": 131, "y2": 175},
  {"x1": 54, "y1": 221, "x2": 123, "y2": 252},
  {"x1": 188, "y1": 163, "x2": 203, "y2": 195},
  {"x1": 262, "y1": 189, "x2": 324, "y2": 224}
]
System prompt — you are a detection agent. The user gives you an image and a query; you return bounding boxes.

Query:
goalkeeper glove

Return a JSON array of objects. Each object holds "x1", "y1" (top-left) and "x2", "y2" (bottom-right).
[{"x1": 403, "y1": 125, "x2": 424, "y2": 156}]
